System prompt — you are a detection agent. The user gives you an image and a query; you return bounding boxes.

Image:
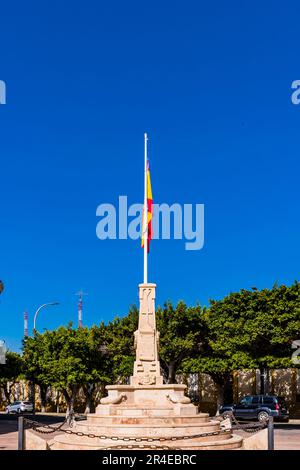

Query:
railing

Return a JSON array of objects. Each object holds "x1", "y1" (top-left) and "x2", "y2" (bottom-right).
[
  {"x1": 17, "y1": 412, "x2": 274, "y2": 451},
  {"x1": 228, "y1": 411, "x2": 274, "y2": 450}
]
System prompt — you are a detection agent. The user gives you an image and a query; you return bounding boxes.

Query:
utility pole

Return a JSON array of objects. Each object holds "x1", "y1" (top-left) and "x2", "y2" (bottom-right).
[
  {"x1": 24, "y1": 311, "x2": 28, "y2": 338},
  {"x1": 75, "y1": 290, "x2": 88, "y2": 328}
]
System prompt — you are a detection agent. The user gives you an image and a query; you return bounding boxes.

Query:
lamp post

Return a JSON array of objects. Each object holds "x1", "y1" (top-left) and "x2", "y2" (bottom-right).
[
  {"x1": 31, "y1": 301, "x2": 59, "y2": 414},
  {"x1": 33, "y1": 302, "x2": 60, "y2": 333}
]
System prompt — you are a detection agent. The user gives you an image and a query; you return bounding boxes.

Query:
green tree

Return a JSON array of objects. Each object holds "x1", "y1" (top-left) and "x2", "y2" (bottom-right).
[
  {"x1": 0, "y1": 351, "x2": 23, "y2": 404},
  {"x1": 99, "y1": 306, "x2": 138, "y2": 382},
  {"x1": 99, "y1": 302, "x2": 205, "y2": 385},
  {"x1": 23, "y1": 333, "x2": 49, "y2": 412},
  {"x1": 183, "y1": 282, "x2": 300, "y2": 408},
  {"x1": 81, "y1": 324, "x2": 114, "y2": 412},
  {"x1": 156, "y1": 302, "x2": 204, "y2": 383},
  {"x1": 96, "y1": 302, "x2": 205, "y2": 386},
  {"x1": 23, "y1": 325, "x2": 111, "y2": 415}
]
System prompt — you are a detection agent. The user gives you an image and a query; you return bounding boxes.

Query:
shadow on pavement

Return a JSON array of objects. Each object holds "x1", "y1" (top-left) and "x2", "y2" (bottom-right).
[
  {"x1": 0, "y1": 414, "x2": 66, "y2": 435},
  {"x1": 274, "y1": 422, "x2": 300, "y2": 430}
]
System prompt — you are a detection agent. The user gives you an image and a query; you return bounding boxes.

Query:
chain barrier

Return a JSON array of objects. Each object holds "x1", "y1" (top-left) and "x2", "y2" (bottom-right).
[
  {"x1": 22, "y1": 415, "x2": 231, "y2": 442},
  {"x1": 223, "y1": 411, "x2": 268, "y2": 433},
  {"x1": 22, "y1": 410, "x2": 78, "y2": 435},
  {"x1": 24, "y1": 417, "x2": 68, "y2": 435},
  {"x1": 232, "y1": 422, "x2": 267, "y2": 433},
  {"x1": 21, "y1": 411, "x2": 267, "y2": 450},
  {"x1": 102, "y1": 444, "x2": 182, "y2": 450}
]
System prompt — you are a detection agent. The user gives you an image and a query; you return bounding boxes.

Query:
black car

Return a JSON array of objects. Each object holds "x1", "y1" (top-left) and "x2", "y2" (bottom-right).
[{"x1": 219, "y1": 395, "x2": 289, "y2": 422}]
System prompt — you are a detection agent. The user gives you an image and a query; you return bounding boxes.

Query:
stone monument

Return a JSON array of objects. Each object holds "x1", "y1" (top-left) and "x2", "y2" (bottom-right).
[
  {"x1": 51, "y1": 134, "x2": 243, "y2": 450},
  {"x1": 51, "y1": 282, "x2": 242, "y2": 450}
]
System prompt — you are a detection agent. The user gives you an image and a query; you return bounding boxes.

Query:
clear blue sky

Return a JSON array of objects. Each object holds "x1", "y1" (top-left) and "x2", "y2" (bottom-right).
[{"x1": 1, "y1": 1, "x2": 299, "y2": 351}]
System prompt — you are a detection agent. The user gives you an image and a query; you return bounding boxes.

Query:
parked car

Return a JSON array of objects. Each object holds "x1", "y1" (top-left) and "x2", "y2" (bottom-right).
[
  {"x1": 219, "y1": 395, "x2": 289, "y2": 422},
  {"x1": 6, "y1": 401, "x2": 33, "y2": 414}
]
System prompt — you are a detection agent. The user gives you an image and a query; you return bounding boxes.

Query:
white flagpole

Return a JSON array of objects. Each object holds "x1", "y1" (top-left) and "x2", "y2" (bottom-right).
[{"x1": 143, "y1": 132, "x2": 148, "y2": 284}]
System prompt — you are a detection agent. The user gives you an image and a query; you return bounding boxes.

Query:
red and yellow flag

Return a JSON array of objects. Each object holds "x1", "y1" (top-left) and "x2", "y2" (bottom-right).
[{"x1": 141, "y1": 160, "x2": 153, "y2": 253}]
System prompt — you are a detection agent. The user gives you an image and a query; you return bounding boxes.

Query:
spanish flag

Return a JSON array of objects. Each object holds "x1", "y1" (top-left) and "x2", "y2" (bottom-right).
[{"x1": 141, "y1": 160, "x2": 153, "y2": 253}]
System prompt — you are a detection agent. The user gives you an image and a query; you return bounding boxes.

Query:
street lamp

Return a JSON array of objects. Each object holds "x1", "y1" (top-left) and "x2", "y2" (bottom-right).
[
  {"x1": 33, "y1": 302, "x2": 60, "y2": 333},
  {"x1": 31, "y1": 301, "x2": 59, "y2": 415}
]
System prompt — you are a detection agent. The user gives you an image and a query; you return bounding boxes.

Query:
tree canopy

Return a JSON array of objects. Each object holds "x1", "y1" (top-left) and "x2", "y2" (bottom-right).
[
  {"x1": 0, "y1": 351, "x2": 24, "y2": 403},
  {"x1": 23, "y1": 324, "x2": 111, "y2": 413},
  {"x1": 156, "y1": 301, "x2": 204, "y2": 383},
  {"x1": 182, "y1": 282, "x2": 300, "y2": 404}
]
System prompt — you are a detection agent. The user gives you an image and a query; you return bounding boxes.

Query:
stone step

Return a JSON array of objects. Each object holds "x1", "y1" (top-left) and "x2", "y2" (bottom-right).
[
  {"x1": 167, "y1": 434, "x2": 243, "y2": 450},
  {"x1": 85, "y1": 414, "x2": 210, "y2": 425},
  {"x1": 170, "y1": 434, "x2": 243, "y2": 450},
  {"x1": 50, "y1": 432, "x2": 242, "y2": 451},
  {"x1": 95, "y1": 406, "x2": 201, "y2": 417},
  {"x1": 73, "y1": 419, "x2": 221, "y2": 438}
]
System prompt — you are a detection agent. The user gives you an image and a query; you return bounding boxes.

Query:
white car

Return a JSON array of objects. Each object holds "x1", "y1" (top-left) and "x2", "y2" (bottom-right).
[{"x1": 6, "y1": 400, "x2": 33, "y2": 414}]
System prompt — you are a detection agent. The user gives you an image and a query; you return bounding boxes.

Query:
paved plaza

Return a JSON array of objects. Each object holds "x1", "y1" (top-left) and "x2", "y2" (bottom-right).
[{"x1": 0, "y1": 414, "x2": 299, "y2": 451}]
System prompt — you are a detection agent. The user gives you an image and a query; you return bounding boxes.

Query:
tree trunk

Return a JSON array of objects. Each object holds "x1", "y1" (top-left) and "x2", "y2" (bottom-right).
[
  {"x1": 62, "y1": 386, "x2": 78, "y2": 417},
  {"x1": 62, "y1": 389, "x2": 71, "y2": 416},
  {"x1": 40, "y1": 384, "x2": 48, "y2": 413},
  {"x1": 56, "y1": 391, "x2": 60, "y2": 413},
  {"x1": 85, "y1": 395, "x2": 92, "y2": 414},
  {"x1": 210, "y1": 373, "x2": 230, "y2": 415},
  {"x1": 69, "y1": 394, "x2": 75, "y2": 415},
  {"x1": 167, "y1": 363, "x2": 177, "y2": 384},
  {"x1": 84, "y1": 384, "x2": 95, "y2": 414},
  {"x1": 2, "y1": 384, "x2": 11, "y2": 404},
  {"x1": 215, "y1": 382, "x2": 225, "y2": 414},
  {"x1": 100, "y1": 384, "x2": 106, "y2": 398},
  {"x1": 29, "y1": 381, "x2": 36, "y2": 415},
  {"x1": 223, "y1": 372, "x2": 234, "y2": 404},
  {"x1": 259, "y1": 367, "x2": 269, "y2": 395}
]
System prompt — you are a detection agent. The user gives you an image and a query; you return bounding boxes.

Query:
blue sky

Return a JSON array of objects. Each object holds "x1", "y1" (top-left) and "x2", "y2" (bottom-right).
[{"x1": 0, "y1": 1, "x2": 299, "y2": 351}]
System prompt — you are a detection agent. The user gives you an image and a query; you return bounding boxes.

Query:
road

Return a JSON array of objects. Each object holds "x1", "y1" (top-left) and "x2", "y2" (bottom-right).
[
  {"x1": 0, "y1": 414, "x2": 300, "y2": 450},
  {"x1": 273, "y1": 421, "x2": 300, "y2": 450}
]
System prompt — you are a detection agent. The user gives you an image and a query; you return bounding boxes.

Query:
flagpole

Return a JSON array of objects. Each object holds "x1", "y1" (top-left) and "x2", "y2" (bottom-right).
[{"x1": 143, "y1": 132, "x2": 148, "y2": 284}]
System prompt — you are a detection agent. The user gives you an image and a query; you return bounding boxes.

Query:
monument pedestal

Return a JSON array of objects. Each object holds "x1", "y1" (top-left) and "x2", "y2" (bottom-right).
[
  {"x1": 50, "y1": 284, "x2": 243, "y2": 450},
  {"x1": 97, "y1": 384, "x2": 193, "y2": 410},
  {"x1": 130, "y1": 284, "x2": 162, "y2": 387}
]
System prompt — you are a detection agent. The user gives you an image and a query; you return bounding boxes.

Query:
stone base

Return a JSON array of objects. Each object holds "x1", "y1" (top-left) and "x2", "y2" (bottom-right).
[
  {"x1": 242, "y1": 428, "x2": 268, "y2": 450},
  {"x1": 25, "y1": 430, "x2": 50, "y2": 450},
  {"x1": 97, "y1": 383, "x2": 195, "y2": 410},
  {"x1": 50, "y1": 384, "x2": 243, "y2": 450}
]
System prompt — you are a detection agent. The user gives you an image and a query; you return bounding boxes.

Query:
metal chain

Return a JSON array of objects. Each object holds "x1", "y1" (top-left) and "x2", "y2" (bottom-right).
[
  {"x1": 24, "y1": 418, "x2": 69, "y2": 435},
  {"x1": 232, "y1": 422, "x2": 267, "y2": 433},
  {"x1": 23, "y1": 417, "x2": 231, "y2": 442},
  {"x1": 23, "y1": 410, "x2": 77, "y2": 434},
  {"x1": 23, "y1": 412, "x2": 266, "y2": 443},
  {"x1": 102, "y1": 444, "x2": 182, "y2": 450},
  {"x1": 223, "y1": 411, "x2": 267, "y2": 433}
]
